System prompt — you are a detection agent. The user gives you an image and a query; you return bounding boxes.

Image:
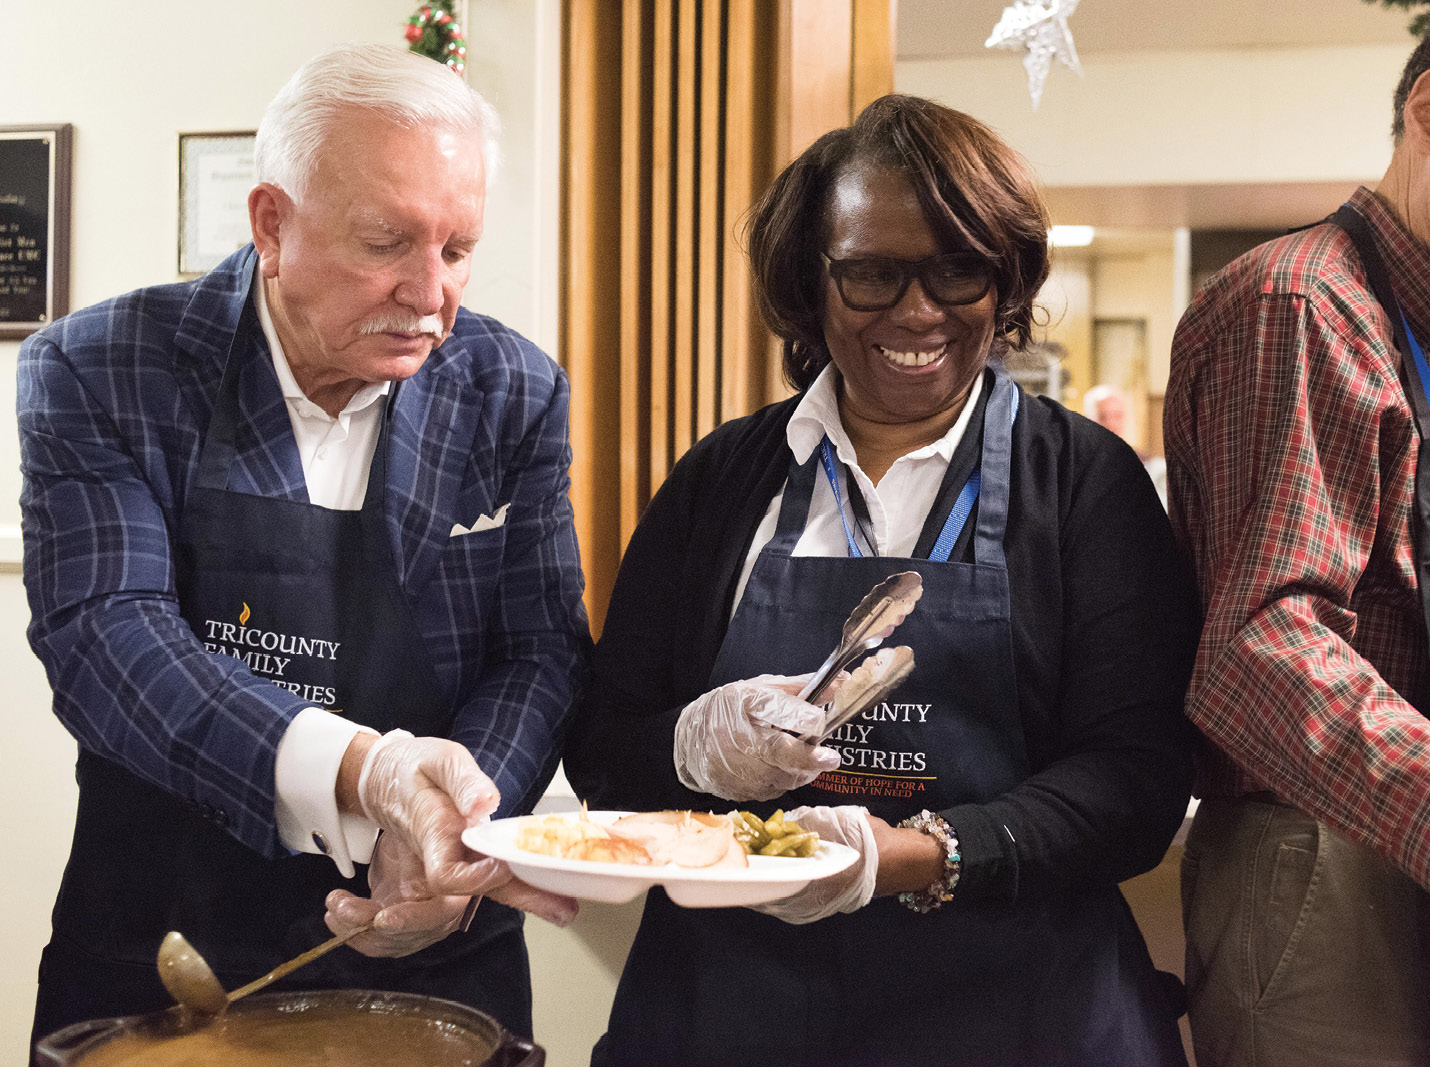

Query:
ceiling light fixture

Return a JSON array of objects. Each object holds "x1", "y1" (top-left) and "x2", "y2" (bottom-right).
[{"x1": 1049, "y1": 225, "x2": 1095, "y2": 246}]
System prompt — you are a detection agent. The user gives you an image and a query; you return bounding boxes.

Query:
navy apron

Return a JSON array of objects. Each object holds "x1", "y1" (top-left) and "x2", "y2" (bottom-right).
[
  {"x1": 595, "y1": 369, "x2": 1185, "y2": 1067},
  {"x1": 33, "y1": 294, "x2": 530, "y2": 1044}
]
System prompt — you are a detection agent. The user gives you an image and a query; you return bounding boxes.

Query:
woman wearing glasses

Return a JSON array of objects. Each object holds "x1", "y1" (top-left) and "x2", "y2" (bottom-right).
[{"x1": 566, "y1": 95, "x2": 1195, "y2": 1067}]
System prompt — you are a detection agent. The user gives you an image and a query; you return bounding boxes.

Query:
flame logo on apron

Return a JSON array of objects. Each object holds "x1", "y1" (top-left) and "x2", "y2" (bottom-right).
[{"x1": 238, "y1": 602, "x2": 250, "y2": 626}]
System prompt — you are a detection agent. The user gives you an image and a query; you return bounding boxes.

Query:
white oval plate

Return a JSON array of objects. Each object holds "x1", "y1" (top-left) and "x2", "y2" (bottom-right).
[{"x1": 462, "y1": 811, "x2": 859, "y2": 908}]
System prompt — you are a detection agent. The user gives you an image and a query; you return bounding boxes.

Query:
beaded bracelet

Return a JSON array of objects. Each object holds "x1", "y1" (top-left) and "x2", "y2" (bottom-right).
[{"x1": 896, "y1": 809, "x2": 961, "y2": 913}]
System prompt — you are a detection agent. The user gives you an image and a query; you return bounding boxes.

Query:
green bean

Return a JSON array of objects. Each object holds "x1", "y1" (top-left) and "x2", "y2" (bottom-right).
[
  {"x1": 759, "y1": 830, "x2": 818, "y2": 857},
  {"x1": 731, "y1": 810, "x2": 818, "y2": 857},
  {"x1": 731, "y1": 810, "x2": 771, "y2": 851}
]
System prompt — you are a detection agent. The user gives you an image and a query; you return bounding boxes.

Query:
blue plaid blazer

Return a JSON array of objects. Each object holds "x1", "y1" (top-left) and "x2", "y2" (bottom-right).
[{"x1": 19, "y1": 246, "x2": 590, "y2": 858}]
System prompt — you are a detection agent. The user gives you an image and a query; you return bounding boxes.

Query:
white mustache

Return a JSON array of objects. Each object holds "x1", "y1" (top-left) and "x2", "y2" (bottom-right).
[{"x1": 358, "y1": 313, "x2": 445, "y2": 337}]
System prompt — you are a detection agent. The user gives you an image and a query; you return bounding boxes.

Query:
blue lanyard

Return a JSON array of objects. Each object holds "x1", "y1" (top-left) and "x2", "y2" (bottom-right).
[
  {"x1": 816, "y1": 388, "x2": 1019, "y2": 564},
  {"x1": 1401, "y1": 309, "x2": 1430, "y2": 411},
  {"x1": 818, "y1": 437, "x2": 870, "y2": 558},
  {"x1": 928, "y1": 470, "x2": 981, "y2": 563}
]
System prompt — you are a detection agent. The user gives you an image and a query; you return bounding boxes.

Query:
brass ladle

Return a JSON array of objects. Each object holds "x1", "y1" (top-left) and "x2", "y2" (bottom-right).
[{"x1": 157, "y1": 926, "x2": 369, "y2": 1017}]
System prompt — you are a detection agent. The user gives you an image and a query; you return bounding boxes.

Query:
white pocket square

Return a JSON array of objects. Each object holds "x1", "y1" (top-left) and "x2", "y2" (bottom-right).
[{"x1": 450, "y1": 503, "x2": 510, "y2": 537}]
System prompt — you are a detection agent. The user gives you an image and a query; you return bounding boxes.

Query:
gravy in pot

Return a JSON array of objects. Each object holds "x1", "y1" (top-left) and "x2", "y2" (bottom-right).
[{"x1": 75, "y1": 1002, "x2": 497, "y2": 1067}]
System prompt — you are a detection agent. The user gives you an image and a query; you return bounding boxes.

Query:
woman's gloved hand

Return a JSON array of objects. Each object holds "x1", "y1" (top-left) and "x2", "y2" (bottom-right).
[
  {"x1": 673, "y1": 675, "x2": 842, "y2": 801},
  {"x1": 749, "y1": 805, "x2": 877, "y2": 924},
  {"x1": 326, "y1": 830, "x2": 578, "y2": 958}
]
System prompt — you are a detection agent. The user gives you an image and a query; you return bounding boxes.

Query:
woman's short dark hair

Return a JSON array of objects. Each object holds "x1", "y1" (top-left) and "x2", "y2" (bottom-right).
[{"x1": 746, "y1": 94, "x2": 1051, "y2": 391}]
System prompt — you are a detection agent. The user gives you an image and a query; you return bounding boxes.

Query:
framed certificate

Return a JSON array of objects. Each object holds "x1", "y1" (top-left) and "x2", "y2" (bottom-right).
[
  {"x1": 0, "y1": 124, "x2": 72, "y2": 340},
  {"x1": 178, "y1": 131, "x2": 256, "y2": 277}
]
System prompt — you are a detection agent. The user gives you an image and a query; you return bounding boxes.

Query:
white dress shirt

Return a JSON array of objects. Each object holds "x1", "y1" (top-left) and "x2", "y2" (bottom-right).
[
  {"x1": 731, "y1": 365, "x2": 983, "y2": 613},
  {"x1": 256, "y1": 279, "x2": 391, "y2": 877}
]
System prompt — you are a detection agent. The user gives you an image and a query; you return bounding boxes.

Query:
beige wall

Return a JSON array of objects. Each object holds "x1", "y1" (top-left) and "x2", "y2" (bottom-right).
[
  {"x1": 897, "y1": 43, "x2": 1401, "y2": 187},
  {"x1": 1040, "y1": 254, "x2": 1093, "y2": 394},
  {"x1": 0, "y1": 572, "x2": 78, "y2": 1060},
  {"x1": 0, "y1": 4, "x2": 624, "y2": 1066},
  {"x1": 0, "y1": 1, "x2": 559, "y2": 339},
  {"x1": 1093, "y1": 249, "x2": 1179, "y2": 394}
]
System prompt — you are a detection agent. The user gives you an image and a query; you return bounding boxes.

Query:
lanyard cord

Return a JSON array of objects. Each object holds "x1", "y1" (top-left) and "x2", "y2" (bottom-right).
[
  {"x1": 929, "y1": 469, "x2": 982, "y2": 563},
  {"x1": 815, "y1": 388, "x2": 1019, "y2": 563},
  {"x1": 819, "y1": 437, "x2": 875, "y2": 558},
  {"x1": 1400, "y1": 308, "x2": 1430, "y2": 411}
]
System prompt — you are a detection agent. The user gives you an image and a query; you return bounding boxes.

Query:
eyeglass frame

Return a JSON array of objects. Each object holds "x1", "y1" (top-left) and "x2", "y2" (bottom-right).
[{"x1": 819, "y1": 251, "x2": 995, "y2": 313}]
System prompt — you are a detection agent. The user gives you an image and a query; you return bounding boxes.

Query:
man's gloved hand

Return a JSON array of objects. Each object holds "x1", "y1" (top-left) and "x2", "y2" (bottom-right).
[
  {"x1": 673, "y1": 675, "x2": 842, "y2": 801},
  {"x1": 326, "y1": 828, "x2": 578, "y2": 958},
  {"x1": 355, "y1": 732, "x2": 501, "y2": 895},
  {"x1": 749, "y1": 805, "x2": 877, "y2": 924},
  {"x1": 325, "y1": 830, "x2": 473, "y2": 957}
]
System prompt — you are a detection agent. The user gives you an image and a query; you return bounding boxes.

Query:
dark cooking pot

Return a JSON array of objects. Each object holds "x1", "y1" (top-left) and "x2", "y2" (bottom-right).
[{"x1": 32, "y1": 989, "x2": 543, "y2": 1067}]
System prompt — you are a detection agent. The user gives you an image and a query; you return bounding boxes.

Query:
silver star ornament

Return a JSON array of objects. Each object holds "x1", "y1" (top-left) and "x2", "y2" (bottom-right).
[{"x1": 985, "y1": 0, "x2": 1083, "y2": 109}]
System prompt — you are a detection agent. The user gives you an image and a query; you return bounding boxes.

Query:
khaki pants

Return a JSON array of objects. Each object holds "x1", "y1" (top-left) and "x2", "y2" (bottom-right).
[{"x1": 1182, "y1": 797, "x2": 1430, "y2": 1067}]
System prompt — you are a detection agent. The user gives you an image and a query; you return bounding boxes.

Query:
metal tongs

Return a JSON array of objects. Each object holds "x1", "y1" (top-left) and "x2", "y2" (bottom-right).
[
  {"x1": 801, "y1": 645, "x2": 916, "y2": 744},
  {"x1": 798, "y1": 571, "x2": 923, "y2": 706}
]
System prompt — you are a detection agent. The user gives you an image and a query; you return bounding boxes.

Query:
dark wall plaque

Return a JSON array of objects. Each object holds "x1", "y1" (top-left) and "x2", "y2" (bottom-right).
[{"x1": 0, "y1": 125, "x2": 72, "y2": 340}]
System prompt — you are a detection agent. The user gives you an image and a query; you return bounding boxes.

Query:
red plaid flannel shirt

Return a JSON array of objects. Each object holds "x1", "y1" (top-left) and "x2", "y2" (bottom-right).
[{"x1": 1166, "y1": 186, "x2": 1430, "y2": 890}]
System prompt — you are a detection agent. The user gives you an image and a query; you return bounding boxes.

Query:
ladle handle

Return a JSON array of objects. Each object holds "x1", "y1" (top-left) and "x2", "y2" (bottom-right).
[{"x1": 226, "y1": 924, "x2": 371, "y2": 1004}]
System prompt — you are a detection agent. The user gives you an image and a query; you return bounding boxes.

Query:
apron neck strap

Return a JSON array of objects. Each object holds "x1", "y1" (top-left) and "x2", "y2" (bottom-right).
[
  {"x1": 360, "y1": 388, "x2": 398, "y2": 519},
  {"x1": 770, "y1": 445, "x2": 820, "y2": 554},
  {"x1": 967, "y1": 368, "x2": 1018, "y2": 567},
  {"x1": 195, "y1": 295, "x2": 260, "y2": 492},
  {"x1": 767, "y1": 367, "x2": 1019, "y2": 564}
]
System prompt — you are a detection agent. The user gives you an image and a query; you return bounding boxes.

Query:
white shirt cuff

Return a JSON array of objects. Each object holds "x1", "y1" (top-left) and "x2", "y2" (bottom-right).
[{"x1": 274, "y1": 708, "x2": 380, "y2": 878}]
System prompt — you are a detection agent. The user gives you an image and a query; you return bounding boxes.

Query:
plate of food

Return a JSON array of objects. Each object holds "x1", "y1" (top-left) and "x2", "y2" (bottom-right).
[{"x1": 462, "y1": 809, "x2": 859, "y2": 908}]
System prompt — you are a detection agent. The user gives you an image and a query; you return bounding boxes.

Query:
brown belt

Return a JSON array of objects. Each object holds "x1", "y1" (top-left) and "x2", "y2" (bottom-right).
[{"x1": 1240, "y1": 790, "x2": 1284, "y2": 804}]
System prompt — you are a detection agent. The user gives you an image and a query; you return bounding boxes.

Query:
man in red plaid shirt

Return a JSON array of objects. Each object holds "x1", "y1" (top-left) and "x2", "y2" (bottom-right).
[{"x1": 1166, "y1": 36, "x2": 1430, "y2": 1067}]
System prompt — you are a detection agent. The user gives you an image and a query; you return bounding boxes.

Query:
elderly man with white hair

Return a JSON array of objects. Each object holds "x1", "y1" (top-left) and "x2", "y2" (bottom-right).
[
  {"x1": 22, "y1": 43, "x2": 588, "y2": 1043},
  {"x1": 1082, "y1": 383, "x2": 1167, "y2": 508}
]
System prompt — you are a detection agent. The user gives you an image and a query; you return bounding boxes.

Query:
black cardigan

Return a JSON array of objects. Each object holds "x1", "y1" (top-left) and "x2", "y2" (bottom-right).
[{"x1": 564, "y1": 379, "x2": 1198, "y2": 905}]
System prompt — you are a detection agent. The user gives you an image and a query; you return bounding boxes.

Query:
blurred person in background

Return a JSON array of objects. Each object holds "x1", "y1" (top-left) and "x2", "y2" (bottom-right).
[{"x1": 1084, "y1": 382, "x2": 1166, "y2": 508}]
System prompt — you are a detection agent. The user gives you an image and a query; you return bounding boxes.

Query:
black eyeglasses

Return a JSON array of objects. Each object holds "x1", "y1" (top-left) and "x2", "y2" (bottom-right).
[{"x1": 821, "y1": 251, "x2": 993, "y2": 312}]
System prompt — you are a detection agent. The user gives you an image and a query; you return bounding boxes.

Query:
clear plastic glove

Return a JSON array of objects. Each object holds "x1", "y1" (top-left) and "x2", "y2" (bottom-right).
[
  {"x1": 674, "y1": 674, "x2": 842, "y2": 801},
  {"x1": 325, "y1": 830, "x2": 473, "y2": 957},
  {"x1": 750, "y1": 805, "x2": 877, "y2": 924},
  {"x1": 356, "y1": 732, "x2": 502, "y2": 896},
  {"x1": 325, "y1": 830, "x2": 578, "y2": 958}
]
